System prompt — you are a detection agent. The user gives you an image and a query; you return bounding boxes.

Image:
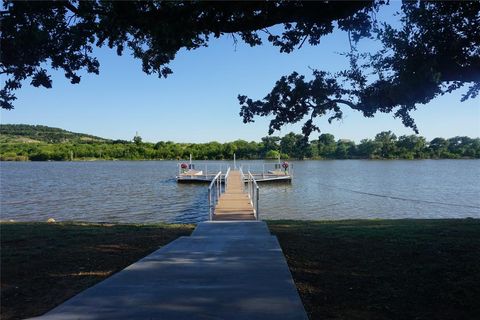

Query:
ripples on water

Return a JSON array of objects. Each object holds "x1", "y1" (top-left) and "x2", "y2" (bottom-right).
[{"x1": 1, "y1": 160, "x2": 479, "y2": 223}]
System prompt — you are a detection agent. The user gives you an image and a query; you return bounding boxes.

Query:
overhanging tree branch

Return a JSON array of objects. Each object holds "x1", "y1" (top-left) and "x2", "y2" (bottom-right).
[{"x1": 1, "y1": 0, "x2": 478, "y2": 137}]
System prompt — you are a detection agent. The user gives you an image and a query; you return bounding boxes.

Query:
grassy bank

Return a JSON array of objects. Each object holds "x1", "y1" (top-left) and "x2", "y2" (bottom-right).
[
  {"x1": 2, "y1": 220, "x2": 479, "y2": 320},
  {"x1": 0, "y1": 222, "x2": 194, "y2": 320},
  {"x1": 268, "y1": 219, "x2": 480, "y2": 320}
]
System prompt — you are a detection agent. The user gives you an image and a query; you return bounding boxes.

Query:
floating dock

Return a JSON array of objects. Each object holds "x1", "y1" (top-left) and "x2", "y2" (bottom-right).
[
  {"x1": 176, "y1": 172, "x2": 292, "y2": 183},
  {"x1": 176, "y1": 162, "x2": 292, "y2": 183}
]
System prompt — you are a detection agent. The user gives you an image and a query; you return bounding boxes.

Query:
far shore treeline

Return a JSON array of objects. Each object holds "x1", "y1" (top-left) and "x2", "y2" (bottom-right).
[{"x1": 1, "y1": 124, "x2": 479, "y2": 161}]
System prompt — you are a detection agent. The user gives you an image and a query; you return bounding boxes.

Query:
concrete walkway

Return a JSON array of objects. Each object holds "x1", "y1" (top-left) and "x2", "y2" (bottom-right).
[{"x1": 32, "y1": 221, "x2": 307, "y2": 319}]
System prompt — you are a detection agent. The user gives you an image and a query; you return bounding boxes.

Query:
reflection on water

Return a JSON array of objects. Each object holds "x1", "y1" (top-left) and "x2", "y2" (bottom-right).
[{"x1": 1, "y1": 160, "x2": 479, "y2": 223}]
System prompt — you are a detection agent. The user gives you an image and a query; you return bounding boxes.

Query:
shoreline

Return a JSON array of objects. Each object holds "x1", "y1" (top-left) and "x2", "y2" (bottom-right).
[
  {"x1": 2, "y1": 157, "x2": 480, "y2": 162},
  {"x1": 1, "y1": 217, "x2": 479, "y2": 223}
]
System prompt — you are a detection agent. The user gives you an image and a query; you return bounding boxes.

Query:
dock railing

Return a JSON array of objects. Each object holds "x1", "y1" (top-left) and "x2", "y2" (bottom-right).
[
  {"x1": 247, "y1": 171, "x2": 260, "y2": 220},
  {"x1": 224, "y1": 167, "x2": 231, "y2": 191},
  {"x1": 208, "y1": 171, "x2": 222, "y2": 221},
  {"x1": 177, "y1": 162, "x2": 228, "y2": 179},
  {"x1": 202, "y1": 163, "x2": 229, "y2": 180},
  {"x1": 239, "y1": 162, "x2": 293, "y2": 179}
]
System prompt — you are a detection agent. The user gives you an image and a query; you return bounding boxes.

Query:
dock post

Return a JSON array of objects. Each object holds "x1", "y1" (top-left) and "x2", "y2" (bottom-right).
[
  {"x1": 256, "y1": 185, "x2": 259, "y2": 220},
  {"x1": 208, "y1": 188, "x2": 212, "y2": 220}
]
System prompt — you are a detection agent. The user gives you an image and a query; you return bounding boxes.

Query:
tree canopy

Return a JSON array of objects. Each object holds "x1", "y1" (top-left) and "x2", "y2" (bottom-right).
[{"x1": 1, "y1": 1, "x2": 479, "y2": 136}]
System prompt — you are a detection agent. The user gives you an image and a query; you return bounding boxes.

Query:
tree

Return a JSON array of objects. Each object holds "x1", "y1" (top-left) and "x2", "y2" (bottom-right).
[
  {"x1": 280, "y1": 132, "x2": 307, "y2": 159},
  {"x1": 396, "y1": 135, "x2": 427, "y2": 159},
  {"x1": 357, "y1": 139, "x2": 381, "y2": 159},
  {"x1": 465, "y1": 138, "x2": 480, "y2": 159},
  {"x1": 374, "y1": 131, "x2": 397, "y2": 159},
  {"x1": 222, "y1": 142, "x2": 237, "y2": 159},
  {"x1": 0, "y1": 1, "x2": 371, "y2": 110},
  {"x1": 2, "y1": 1, "x2": 478, "y2": 137},
  {"x1": 317, "y1": 133, "x2": 337, "y2": 159},
  {"x1": 465, "y1": 138, "x2": 480, "y2": 158},
  {"x1": 260, "y1": 136, "x2": 281, "y2": 158},
  {"x1": 133, "y1": 134, "x2": 142, "y2": 145},
  {"x1": 265, "y1": 150, "x2": 280, "y2": 160},
  {"x1": 239, "y1": 2, "x2": 480, "y2": 137},
  {"x1": 335, "y1": 139, "x2": 356, "y2": 159},
  {"x1": 428, "y1": 137, "x2": 449, "y2": 158},
  {"x1": 447, "y1": 136, "x2": 478, "y2": 158}
]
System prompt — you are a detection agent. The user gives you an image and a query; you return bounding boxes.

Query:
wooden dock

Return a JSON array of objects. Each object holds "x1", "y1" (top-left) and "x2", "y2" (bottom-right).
[{"x1": 213, "y1": 170, "x2": 256, "y2": 221}]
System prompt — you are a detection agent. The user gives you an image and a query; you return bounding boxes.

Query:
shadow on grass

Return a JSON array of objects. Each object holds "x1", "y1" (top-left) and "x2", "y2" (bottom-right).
[
  {"x1": 0, "y1": 222, "x2": 194, "y2": 320},
  {"x1": 267, "y1": 219, "x2": 480, "y2": 320}
]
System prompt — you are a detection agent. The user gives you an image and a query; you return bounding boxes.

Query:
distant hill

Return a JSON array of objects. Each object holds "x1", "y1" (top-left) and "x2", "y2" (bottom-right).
[{"x1": 0, "y1": 124, "x2": 109, "y2": 143}]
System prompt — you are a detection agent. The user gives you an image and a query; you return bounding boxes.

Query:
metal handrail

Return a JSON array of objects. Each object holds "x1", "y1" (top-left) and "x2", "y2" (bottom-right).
[
  {"x1": 247, "y1": 171, "x2": 260, "y2": 220},
  {"x1": 208, "y1": 171, "x2": 222, "y2": 221},
  {"x1": 237, "y1": 162, "x2": 293, "y2": 178},
  {"x1": 176, "y1": 161, "x2": 227, "y2": 178},
  {"x1": 224, "y1": 167, "x2": 231, "y2": 192},
  {"x1": 238, "y1": 166, "x2": 245, "y2": 183},
  {"x1": 203, "y1": 163, "x2": 228, "y2": 179}
]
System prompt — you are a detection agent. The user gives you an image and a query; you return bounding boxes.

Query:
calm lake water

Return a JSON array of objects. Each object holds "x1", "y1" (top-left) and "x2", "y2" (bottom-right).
[{"x1": 1, "y1": 160, "x2": 479, "y2": 223}]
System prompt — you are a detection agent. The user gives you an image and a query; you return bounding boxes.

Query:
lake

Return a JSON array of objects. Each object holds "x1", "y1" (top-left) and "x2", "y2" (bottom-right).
[{"x1": 1, "y1": 160, "x2": 479, "y2": 223}]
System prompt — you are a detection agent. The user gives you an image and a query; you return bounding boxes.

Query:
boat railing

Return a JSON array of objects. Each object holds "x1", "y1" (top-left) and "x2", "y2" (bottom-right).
[
  {"x1": 207, "y1": 171, "x2": 223, "y2": 221},
  {"x1": 247, "y1": 171, "x2": 260, "y2": 220}
]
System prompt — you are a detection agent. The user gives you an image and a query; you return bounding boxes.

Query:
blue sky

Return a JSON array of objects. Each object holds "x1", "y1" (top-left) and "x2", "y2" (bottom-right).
[{"x1": 1, "y1": 3, "x2": 479, "y2": 143}]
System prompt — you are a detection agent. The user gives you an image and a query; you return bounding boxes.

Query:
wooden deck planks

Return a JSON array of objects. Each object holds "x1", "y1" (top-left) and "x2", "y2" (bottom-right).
[{"x1": 213, "y1": 170, "x2": 255, "y2": 221}]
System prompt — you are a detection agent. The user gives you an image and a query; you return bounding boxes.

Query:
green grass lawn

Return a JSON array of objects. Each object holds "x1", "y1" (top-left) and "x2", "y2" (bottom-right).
[
  {"x1": 0, "y1": 222, "x2": 194, "y2": 320},
  {"x1": 268, "y1": 219, "x2": 480, "y2": 320},
  {"x1": 2, "y1": 219, "x2": 479, "y2": 320}
]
